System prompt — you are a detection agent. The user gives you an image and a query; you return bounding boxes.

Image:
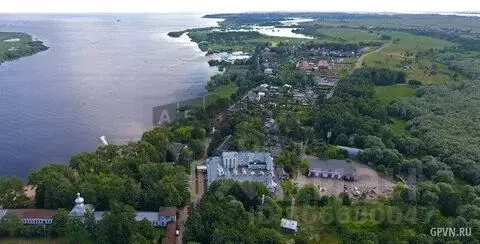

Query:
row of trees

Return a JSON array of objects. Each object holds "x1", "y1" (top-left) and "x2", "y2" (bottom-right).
[{"x1": 27, "y1": 123, "x2": 209, "y2": 211}]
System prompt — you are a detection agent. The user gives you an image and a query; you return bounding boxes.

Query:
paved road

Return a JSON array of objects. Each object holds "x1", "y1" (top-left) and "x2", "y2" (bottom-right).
[{"x1": 355, "y1": 41, "x2": 393, "y2": 69}]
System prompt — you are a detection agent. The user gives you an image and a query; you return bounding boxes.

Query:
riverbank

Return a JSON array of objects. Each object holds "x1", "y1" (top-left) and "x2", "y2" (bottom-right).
[{"x1": 0, "y1": 32, "x2": 48, "y2": 65}]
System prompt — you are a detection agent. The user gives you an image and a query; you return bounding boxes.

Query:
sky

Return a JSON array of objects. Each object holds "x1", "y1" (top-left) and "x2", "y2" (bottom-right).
[{"x1": 1, "y1": 0, "x2": 480, "y2": 13}]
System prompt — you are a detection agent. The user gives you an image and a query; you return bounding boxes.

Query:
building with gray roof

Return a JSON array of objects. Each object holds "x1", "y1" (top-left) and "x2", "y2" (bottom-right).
[
  {"x1": 280, "y1": 218, "x2": 298, "y2": 233},
  {"x1": 337, "y1": 146, "x2": 364, "y2": 158},
  {"x1": 206, "y1": 151, "x2": 278, "y2": 192},
  {"x1": 306, "y1": 156, "x2": 357, "y2": 181}
]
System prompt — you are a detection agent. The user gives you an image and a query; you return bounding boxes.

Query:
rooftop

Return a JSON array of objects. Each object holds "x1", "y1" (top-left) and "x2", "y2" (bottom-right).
[
  {"x1": 163, "y1": 222, "x2": 177, "y2": 244},
  {"x1": 306, "y1": 156, "x2": 356, "y2": 176},
  {"x1": 135, "y1": 211, "x2": 160, "y2": 222},
  {"x1": 11, "y1": 209, "x2": 57, "y2": 219},
  {"x1": 280, "y1": 218, "x2": 298, "y2": 231},
  {"x1": 158, "y1": 207, "x2": 177, "y2": 217}
]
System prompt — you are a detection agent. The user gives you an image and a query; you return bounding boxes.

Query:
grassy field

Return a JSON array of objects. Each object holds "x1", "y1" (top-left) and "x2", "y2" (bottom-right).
[
  {"x1": 388, "y1": 119, "x2": 408, "y2": 135},
  {"x1": 205, "y1": 82, "x2": 238, "y2": 105},
  {"x1": 375, "y1": 84, "x2": 415, "y2": 105},
  {"x1": 320, "y1": 27, "x2": 380, "y2": 42},
  {"x1": 364, "y1": 31, "x2": 459, "y2": 83}
]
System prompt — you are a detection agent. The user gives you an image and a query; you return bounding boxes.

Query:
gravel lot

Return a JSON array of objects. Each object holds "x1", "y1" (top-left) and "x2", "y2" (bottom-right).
[{"x1": 294, "y1": 161, "x2": 395, "y2": 198}]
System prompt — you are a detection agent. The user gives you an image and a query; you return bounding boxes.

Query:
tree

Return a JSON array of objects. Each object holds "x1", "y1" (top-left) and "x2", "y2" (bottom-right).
[
  {"x1": 85, "y1": 209, "x2": 96, "y2": 241},
  {"x1": 29, "y1": 165, "x2": 76, "y2": 209},
  {"x1": 437, "y1": 183, "x2": 460, "y2": 216},
  {"x1": 141, "y1": 127, "x2": 171, "y2": 161},
  {"x1": 233, "y1": 121, "x2": 265, "y2": 151},
  {"x1": 340, "y1": 192, "x2": 352, "y2": 206},
  {"x1": 0, "y1": 212, "x2": 22, "y2": 236},
  {"x1": 67, "y1": 217, "x2": 90, "y2": 244},
  {"x1": 257, "y1": 196, "x2": 282, "y2": 228},
  {"x1": 191, "y1": 126, "x2": 206, "y2": 140},
  {"x1": 0, "y1": 176, "x2": 29, "y2": 208},
  {"x1": 178, "y1": 148, "x2": 193, "y2": 168},
  {"x1": 256, "y1": 228, "x2": 283, "y2": 243},
  {"x1": 432, "y1": 170, "x2": 455, "y2": 183},
  {"x1": 364, "y1": 135, "x2": 386, "y2": 149},
  {"x1": 189, "y1": 139, "x2": 205, "y2": 160},
  {"x1": 408, "y1": 79, "x2": 422, "y2": 87},
  {"x1": 422, "y1": 157, "x2": 450, "y2": 179},
  {"x1": 95, "y1": 202, "x2": 138, "y2": 244},
  {"x1": 51, "y1": 208, "x2": 69, "y2": 237},
  {"x1": 457, "y1": 204, "x2": 480, "y2": 221},
  {"x1": 298, "y1": 184, "x2": 320, "y2": 206},
  {"x1": 137, "y1": 219, "x2": 155, "y2": 241},
  {"x1": 173, "y1": 126, "x2": 194, "y2": 143},
  {"x1": 130, "y1": 233, "x2": 150, "y2": 244}
]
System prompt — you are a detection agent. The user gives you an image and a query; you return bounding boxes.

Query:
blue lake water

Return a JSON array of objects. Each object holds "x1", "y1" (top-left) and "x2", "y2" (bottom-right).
[{"x1": 0, "y1": 14, "x2": 219, "y2": 178}]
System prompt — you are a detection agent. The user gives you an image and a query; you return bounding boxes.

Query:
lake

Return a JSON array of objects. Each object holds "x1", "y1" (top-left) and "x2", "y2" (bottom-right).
[{"x1": 0, "y1": 14, "x2": 220, "y2": 178}]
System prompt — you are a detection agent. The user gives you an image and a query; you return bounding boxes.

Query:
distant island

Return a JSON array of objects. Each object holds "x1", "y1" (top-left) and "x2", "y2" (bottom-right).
[{"x1": 0, "y1": 32, "x2": 49, "y2": 65}]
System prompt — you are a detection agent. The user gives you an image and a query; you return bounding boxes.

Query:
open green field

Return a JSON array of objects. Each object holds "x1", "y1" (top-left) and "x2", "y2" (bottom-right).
[
  {"x1": 387, "y1": 119, "x2": 408, "y2": 135},
  {"x1": 375, "y1": 84, "x2": 415, "y2": 105},
  {"x1": 319, "y1": 27, "x2": 380, "y2": 42},
  {"x1": 205, "y1": 82, "x2": 238, "y2": 105},
  {"x1": 364, "y1": 31, "x2": 459, "y2": 83}
]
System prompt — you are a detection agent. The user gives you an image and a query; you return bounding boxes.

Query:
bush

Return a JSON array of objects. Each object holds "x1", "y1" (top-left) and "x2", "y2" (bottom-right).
[{"x1": 408, "y1": 79, "x2": 422, "y2": 87}]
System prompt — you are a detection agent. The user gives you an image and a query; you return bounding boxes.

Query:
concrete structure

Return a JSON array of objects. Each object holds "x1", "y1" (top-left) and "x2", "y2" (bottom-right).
[
  {"x1": 264, "y1": 68, "x2": 273, "y2": 75},
  {"x1": 280, "y1": 218, "x2": 298, "y2": 233},
  {"x1": 307, "y1": 156, "x2": 357, "y2": 181},
  {"x1": 206, "y1": 151, "x2": 278, "y2": 192}
]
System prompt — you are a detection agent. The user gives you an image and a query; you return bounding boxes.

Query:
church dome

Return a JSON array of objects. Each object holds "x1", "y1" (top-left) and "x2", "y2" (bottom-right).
[{"x1": 74, "y1": 192, "x2": 84, "y2": 205}]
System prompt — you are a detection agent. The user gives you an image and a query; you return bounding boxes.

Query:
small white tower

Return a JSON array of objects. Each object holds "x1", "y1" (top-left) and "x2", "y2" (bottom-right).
[{"x1": 69, "y1": 193, "x2": 87, "y2": 217}]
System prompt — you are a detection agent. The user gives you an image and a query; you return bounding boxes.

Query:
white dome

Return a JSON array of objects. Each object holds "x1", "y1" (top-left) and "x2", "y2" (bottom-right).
[{"x1": 74, "y1": 193, "x2": 84, "y2": 204}]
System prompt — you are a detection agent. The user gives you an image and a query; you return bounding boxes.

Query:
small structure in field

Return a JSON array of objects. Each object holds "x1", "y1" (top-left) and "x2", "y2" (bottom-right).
[{"x1": 280, "y1": 218, "x2": 298, "y2": 233}]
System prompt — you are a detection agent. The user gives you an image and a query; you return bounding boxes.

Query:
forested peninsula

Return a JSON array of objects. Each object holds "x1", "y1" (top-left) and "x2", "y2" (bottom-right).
[{"x1": 0, "y1": 32, "x2": 49, "y2": 64}]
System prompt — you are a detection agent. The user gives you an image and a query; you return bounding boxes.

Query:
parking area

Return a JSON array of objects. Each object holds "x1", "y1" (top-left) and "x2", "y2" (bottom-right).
[{"x1": 294, "y1": 161, "x2": 395, "y2": 198}]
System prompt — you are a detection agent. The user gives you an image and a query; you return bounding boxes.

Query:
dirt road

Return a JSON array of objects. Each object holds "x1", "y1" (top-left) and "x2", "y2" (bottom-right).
[{"x1": 355, "y1": 41, "x2": 393, "y2": 69}]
